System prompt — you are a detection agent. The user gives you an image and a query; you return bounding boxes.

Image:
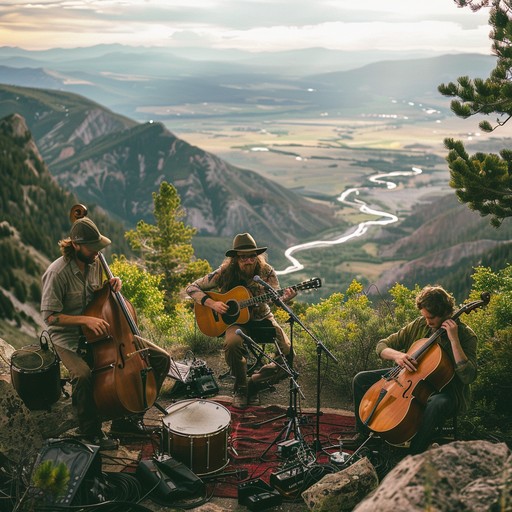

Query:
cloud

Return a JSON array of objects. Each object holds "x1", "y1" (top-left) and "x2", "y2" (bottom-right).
[{"x1": 0, "y1": 0, "x2": 492, "y2": 52}]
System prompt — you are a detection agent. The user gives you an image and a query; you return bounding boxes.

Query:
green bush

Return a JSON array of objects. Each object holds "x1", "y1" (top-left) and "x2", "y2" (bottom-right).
[
  {"x1": 294, "y1": 281, "x2": 393, "y2": 398},
  {"x1": 459, "y1": 265, "x2": 512, "y2": 441}
]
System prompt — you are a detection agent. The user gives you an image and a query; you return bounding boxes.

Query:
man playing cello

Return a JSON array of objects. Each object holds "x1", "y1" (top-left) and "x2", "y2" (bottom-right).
[{"x1": 352, "y1": 285, "x2": 478, "y2": 454}]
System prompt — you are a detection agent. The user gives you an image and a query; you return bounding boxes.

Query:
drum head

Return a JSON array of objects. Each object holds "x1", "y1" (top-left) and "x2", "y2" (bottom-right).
[
  {"x1": 11, "y1": 345, "x2": 56, "y2": 371},
  {"x1": 163, "y1": 399, "x2": 231, "y2": 436}
]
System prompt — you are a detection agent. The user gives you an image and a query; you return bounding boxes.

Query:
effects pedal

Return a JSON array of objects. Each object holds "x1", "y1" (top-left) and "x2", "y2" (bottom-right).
[
  {"x1": 270, "y1": 461, "x2": 332, "y2": 498},
  {"x1": 246, "y1": 491, "x2": 282, "y2": 511},
  {"x1": 269, "y1": 462, "x2": 308, "y2": 497},
  {"x1": 238, "y1": 478, "x2": 282, "y2": 510}
]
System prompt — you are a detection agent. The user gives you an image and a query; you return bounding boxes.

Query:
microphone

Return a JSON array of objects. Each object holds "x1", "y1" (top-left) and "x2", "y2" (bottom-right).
[
  {"x1": 235, "y1": 329, "x2": 255, "y2": 345},
  {"x1": 253, "y1": 275, "x2": 278, "y2": 294}
]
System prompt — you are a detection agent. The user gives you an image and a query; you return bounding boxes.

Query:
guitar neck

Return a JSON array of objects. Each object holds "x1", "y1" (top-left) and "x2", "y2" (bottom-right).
[{"x1": 239, "y1": 287, "x2": 286, "y2": 309}]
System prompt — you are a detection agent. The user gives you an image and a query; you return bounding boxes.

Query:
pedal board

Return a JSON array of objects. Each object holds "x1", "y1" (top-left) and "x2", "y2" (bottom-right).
[
  {"x1": 238, "y1": 478, "x2": 282, "y2": 511},
  {"x1": 168, "y1": 357, "x2": 219, "y2": 398},
  {"x1": 135, "y1": 459, "x2": 178, "y2": 501},
  {"x1": 270, "y1": 460, "x2": 329, "y2": 498}
]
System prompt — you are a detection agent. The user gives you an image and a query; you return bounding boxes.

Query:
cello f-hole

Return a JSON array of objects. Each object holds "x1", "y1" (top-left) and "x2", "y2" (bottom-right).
[{"x1": 402, "y1": 379, "x2": 413, "y2": 399}]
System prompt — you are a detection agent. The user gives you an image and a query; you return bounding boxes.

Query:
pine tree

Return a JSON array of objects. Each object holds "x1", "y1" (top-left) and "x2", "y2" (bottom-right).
[
  {"x1": 125, "y1": 181, "x2": 211, "y2": 312},
  {"x1": 439, "y1": 0, "x2": 512, "y2": 227}
]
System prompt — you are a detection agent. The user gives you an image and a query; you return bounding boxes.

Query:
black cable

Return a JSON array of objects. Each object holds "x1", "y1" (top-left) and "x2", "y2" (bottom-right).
[
  {"x1": 34, "y1": 502, "x2": 154, "y2": 511},
  {"x1": 103, "y1": 472, "x2": 143, "y2": 503}
]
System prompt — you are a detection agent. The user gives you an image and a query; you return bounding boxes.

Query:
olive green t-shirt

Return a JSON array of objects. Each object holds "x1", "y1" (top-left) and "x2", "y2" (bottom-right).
[{"x1": 376, "y1": 316, "x2": 478, "y2": 413}]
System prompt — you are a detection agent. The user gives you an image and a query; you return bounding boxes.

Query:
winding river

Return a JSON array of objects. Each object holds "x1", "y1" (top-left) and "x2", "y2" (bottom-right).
[{"x1": 276, "y1": 166, "x2": 423, "y2": 275}]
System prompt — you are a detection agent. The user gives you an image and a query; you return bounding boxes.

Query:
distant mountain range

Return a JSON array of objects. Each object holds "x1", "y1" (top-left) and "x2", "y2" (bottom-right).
[
  {"x1": 0, "y1": 45, "x2": 497, "y2": 121},
  {"x1": 0, "y1": 44, "x2": 465, "y2": 76}
]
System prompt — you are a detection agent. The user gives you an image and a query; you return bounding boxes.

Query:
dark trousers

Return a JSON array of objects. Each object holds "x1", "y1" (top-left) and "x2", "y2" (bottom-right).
[
  {"x1": 224, "y1": 318, "x2": 290, "y2": 390},
  {"x1": 353, "y1": 369, "x2": 457, "y2": 454},
  {"x1": 55, "y1": 342, "x2": 170, "y2": 436}
]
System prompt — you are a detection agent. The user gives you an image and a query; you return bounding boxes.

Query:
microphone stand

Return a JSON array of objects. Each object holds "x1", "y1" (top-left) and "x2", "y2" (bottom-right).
[
  {"x1": 269, "y1": 285, "x2": 338, "y2": 453},
  {"x1": 239, "y1": 329, "x2": 305, "y2": 461}
]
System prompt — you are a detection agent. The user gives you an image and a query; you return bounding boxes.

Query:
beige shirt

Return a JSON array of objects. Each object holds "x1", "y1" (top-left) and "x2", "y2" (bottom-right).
[
  {"x1": 186, "y1": 263, "x2": 279, "y2": 321},
  {"x1": 41, "y1": 256, "x2": 103, "y2": 350}
]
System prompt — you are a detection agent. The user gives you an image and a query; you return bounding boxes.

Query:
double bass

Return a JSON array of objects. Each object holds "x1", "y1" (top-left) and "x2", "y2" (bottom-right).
[
  {"x1": 358, "y1": 292, "x2": 490, "y2": 445},
  {"x1": 70, "y1": 204, "x2": 157, "y2": 419}
]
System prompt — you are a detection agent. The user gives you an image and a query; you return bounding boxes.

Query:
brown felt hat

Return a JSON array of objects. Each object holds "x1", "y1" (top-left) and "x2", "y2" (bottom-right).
[
  {"x1": 70, "y1": 217, "x2": 111, "y2": 252},
  {"x1": 225, "y1": 233, "x2": 267, "y2": 257}
]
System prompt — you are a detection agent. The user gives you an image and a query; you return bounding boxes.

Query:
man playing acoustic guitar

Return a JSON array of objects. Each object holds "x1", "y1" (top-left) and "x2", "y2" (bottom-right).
[
  {"x1": 352, "y1": 285, "x2": 478, "y2": 454},
  {"x1": 186, "y1": 233, "x2": 297, "y2": 408}
]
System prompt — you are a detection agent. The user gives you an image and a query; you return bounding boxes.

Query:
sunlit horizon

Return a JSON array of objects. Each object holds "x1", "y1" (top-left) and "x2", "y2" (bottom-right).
[{"x1": 1, "y1": 0, "x2": 492, "y2": 54}]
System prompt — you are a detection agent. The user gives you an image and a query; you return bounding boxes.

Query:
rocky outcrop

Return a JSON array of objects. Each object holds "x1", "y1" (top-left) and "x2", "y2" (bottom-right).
[
  {"x1": 354, "y1": 440, "x2": 511, "y2": 512},
  {"x1": 301, "y1": 440, "x2": 511, "y2": 512},
  {"x1": 302, "y1": 457, "x2": 379, "y2": 512}
]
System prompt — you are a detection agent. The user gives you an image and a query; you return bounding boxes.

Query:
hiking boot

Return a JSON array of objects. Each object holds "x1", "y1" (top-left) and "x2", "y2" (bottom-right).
[
  {"x1": 82, "y1": 431, "x2": 119, "y2": 451},
  {"x1": 232, "y1": 387, "x2": 248, "y2": 408},
  {"x1": 247, "y1": 379, "x2": 260, "y2": 406},
  {"x1": 248, "y1": 392, "x2": 260, "y2": 406}
]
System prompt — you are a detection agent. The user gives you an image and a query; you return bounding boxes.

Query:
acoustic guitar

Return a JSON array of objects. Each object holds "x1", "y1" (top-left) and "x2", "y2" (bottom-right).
[{"x1": 194, "y1": 277, "x2": 321, "y2": 337}]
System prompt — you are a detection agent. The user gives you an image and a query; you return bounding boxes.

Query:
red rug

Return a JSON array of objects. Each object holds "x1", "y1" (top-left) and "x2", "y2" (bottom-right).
[
  {"x1": 124, "y1": 400, "x2": 355, "y2": 500},
  {"x1": 218, "y1": 402, "x2": 355, "y2": 497}
]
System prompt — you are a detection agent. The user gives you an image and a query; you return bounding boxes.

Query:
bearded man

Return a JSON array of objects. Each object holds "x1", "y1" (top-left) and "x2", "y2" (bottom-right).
[{"x1": 186, "y1": 233, "x2": 296, "y2": 407}]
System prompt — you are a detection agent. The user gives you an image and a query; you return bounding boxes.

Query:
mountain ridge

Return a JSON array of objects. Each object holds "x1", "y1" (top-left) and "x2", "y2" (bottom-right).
[{"x1": 0, "y1": 85, "x2": 337, "y2": 254}]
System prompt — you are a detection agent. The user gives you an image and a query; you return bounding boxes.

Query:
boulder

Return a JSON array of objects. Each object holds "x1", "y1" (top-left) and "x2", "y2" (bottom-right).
[
  {"x1": 353, "y1": 440, "x2": 511, "y2": 512},
  {"x1": 301, "y1": 457, "x2": 379, "y2": 512}
]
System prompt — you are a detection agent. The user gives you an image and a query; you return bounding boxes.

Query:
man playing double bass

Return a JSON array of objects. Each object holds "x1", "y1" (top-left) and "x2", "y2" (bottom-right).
[
  {"x1": 41, "y1": 215, "x2": 170, "y2": 450},
  {"x1": 352, "y1": 285, "x2": 478, "y2": 454}
]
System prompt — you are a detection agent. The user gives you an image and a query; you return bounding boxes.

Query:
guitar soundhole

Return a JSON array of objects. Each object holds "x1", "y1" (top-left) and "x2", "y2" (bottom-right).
[{"x1": 222, "y1": 300, "x2": 240, "y2": 324}]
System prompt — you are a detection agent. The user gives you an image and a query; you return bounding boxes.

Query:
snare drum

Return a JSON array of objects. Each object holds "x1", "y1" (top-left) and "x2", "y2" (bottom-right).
[
  {"x1": 162, "y1": 399, "x2": 231, "y2": 475},
  {"x1": 10, "y1": 344, "x2": 61, "y2": 410}
]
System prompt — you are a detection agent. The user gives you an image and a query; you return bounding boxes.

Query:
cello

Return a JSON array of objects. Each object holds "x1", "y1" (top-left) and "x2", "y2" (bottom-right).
[
  {"x1": 70, "y1": 204, "x2": 157, "y2": 419},
  {"x1": 358, "y1": 291, "x2": 490, "y2": 445}
]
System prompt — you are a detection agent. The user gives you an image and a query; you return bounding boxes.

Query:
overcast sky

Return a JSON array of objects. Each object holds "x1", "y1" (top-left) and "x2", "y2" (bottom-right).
[{"x1": 1, "y1": 0, "x2": 492, "y2": 53}]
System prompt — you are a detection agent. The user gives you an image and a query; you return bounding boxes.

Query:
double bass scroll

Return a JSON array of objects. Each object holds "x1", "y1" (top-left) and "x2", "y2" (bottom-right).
[
  {"x1": 358, "y1": 291, "x2": 490, "y2": 445},
  {"x1": 70, "y1": 204, "x2": 157, "y2": 419}
]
